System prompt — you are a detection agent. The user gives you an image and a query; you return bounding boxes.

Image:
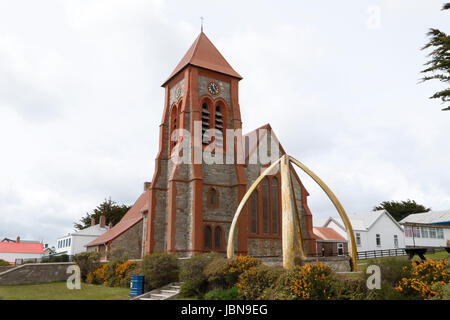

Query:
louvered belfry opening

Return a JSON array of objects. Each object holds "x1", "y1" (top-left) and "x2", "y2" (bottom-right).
[
  {"x1": 202, "y1": 102, "x2": 210, "y2": 145},
  {"x1": 214, "y1": 105, "x2": 224, "y2": 148}
]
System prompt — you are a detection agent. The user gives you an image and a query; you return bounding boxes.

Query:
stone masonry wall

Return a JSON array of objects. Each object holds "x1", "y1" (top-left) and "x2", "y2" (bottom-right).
[
  {"x1": 0, "y1": 262, "x2": 75, "y2": 285},
  {"x1": 110, "y1": 221, "x2": 143, "y2": 260}
]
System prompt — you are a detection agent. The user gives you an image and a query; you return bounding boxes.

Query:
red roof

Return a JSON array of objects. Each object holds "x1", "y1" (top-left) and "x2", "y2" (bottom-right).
[
  {"x1": 313, "y1": 227, "x2": 346, "y2": 241},
  {"x1": 87, "y1": 189, "x2": 150, "y2": 247},
  {"x1": 0, "y1": 242, "x2": 44, "y2": 254},
  {"x1": 163, "y1": 32, "x2": 242, "y2": 85}
]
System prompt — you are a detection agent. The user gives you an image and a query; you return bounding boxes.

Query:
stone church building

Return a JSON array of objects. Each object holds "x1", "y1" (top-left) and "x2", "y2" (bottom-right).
[{"x1": 87, "y1": 32, "x2": 318, "y2": 260}]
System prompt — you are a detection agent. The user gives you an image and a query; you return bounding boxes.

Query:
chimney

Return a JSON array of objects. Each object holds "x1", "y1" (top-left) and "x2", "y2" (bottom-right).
[
  {"x1": 144, "y1": 181, "x2": 151, "y2": 191},
  {"x1": 16, "y1": 236, "x2": 20, "y2": 243},
  {"x1": 108, "y1": 222, "x2": 112, "y2": 229},
  {"x1": 91, "y1": 217, "x2": 96, "y2": 227},
  {"x1": 99, "y1": 215, "x2": 106, "y2": 228},
  {"x1": 45, "y1": 243, "x2": 48, "y2": 248}
]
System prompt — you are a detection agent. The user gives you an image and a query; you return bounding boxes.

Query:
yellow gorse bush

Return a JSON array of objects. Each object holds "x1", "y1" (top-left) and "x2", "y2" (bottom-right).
[
  {"x1": 225, "y1": 255, "x2": 260, "y2": 276},
  {"x1": 395, "y1": 259, "x2": 449, "y2": 299},
  {"x1": 115, "y1": 260, "x2": 137, "y2": 282},
  {"x1": 87, "y1": 260, "x2": 137, "y2": 286},
  {"x1": 87, "y1": 263, "x2": 108, "y2": 285},
  {"x1": 288, "y1": 262, "x2": 335, "y2": 300}
]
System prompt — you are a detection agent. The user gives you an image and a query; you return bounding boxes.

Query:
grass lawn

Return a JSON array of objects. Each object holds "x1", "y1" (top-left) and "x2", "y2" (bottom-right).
[
  {"x1": 356, "y1": 250, "x2": 449, "y2": 272},
  {"x1": 0, "y1": 282, "x2": 131, "y2": 300},
  {"x1": 425, "y1": 250, "x2": 449, "y2": 260}
]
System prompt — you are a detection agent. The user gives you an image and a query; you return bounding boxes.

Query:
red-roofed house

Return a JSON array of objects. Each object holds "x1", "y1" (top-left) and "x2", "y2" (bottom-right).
[
  {"x1": 86, "y1": 187, "x2": 150, "y2": 260},
  {"x1": 0, "y1": 237, "x2": 44, "y2": 264},
  {"x1": 313, "y1": 227, "x2": 348, "y2": 257}
]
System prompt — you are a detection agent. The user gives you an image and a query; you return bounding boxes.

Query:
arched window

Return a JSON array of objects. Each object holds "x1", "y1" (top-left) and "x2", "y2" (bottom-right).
[
  {"x1": 208, "y1": 188, "x2": 218, "y2": 208},
  {"x1": 262, "y1": 178, "x2": 269, "y2": 234},
  {"x1": 250, "y1": 190, "x2": 259, "y2": 234},
  {"x1": 271, "y1": 177, "x2": 279, "y2": 235},
  {"x1": 214, "y1": 226, "x2": 222, "y2": 250},
  {"x1": 204, "y1": 226, "x2": 212, "y2": 250}
]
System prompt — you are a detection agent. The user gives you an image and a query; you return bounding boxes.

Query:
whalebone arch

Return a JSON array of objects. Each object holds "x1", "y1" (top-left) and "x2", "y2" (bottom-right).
[{"x1": 227, "y1": 155, "x2": 358, "y2": 271}]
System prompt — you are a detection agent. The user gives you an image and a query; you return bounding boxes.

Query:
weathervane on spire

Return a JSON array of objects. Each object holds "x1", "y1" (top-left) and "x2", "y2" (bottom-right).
[{"x1": 200, "y1": 16, "x2": 204, "y2": 32}]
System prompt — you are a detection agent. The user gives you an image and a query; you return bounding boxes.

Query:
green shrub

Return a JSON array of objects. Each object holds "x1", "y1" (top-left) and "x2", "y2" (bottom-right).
[
  {"x1": 204, "y1": 255, "x2": 260, "y2": 290},
  {"x1": 119, "y1": 261, "x2": 141, "y2": 288},
  {"x1": 334, "y1": 276, "x2": 377, "y2": 300},
  {"x1": 204, "y1": 287, "x2": 239, "y2": 300},
  {"x1": 236, "y1": 265, "x2": 283, "y2": 300},
  {"x1": 365, "y1": 257, "x2": 410, "y2": 287},
  {"x1": 431, "y1": 282, "x2": 450, "y2": 300},
  {"x1": 0, "y1": 259, "x2": 10, "y2": 266},
  {"x1": 87, "y1": 260, "x2": 139, "y2": 287},
  {"x1": 180, "y1": 252, "x2": 221, "y2": 297},
  {"x1": 394, "y1": 259, "x2": 449, "y2": 299},
  {"x1": 73, "y1": 252, "x2": 101, "y2": 281},
  {"x1": 141, "y1": 253, "x2": 179, "y2": 291},
  {"x1": 262, "y1": 263, "x2": 339, "y2": 300}
]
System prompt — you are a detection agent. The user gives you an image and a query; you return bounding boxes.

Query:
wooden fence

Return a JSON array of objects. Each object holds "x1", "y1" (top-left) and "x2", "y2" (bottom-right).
[{"x1": 357, "y1": 249, "x2": 407, "y2": 260}]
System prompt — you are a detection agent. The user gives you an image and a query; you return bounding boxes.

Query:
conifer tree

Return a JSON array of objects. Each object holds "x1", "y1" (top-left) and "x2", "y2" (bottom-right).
[{"x1": 421, "y1": 3, "x2": 450, "y2": 111}]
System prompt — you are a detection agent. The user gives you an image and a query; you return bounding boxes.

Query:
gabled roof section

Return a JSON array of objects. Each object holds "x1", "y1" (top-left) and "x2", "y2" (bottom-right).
[
  {"x1": 86, "y1": 189, "x2": 150, "y2": 247},
  {"x1": 349, "y1": 210, "x2": 403, "y2": 231},
  {"x1": 322, "y1": 217, "x2": 346, "y2": 232},
  {"x1": 313, "y1": 227, "x2": 347, "y2": 242},
  {"x1": 400, "y1": 210, "x2": 450, "y2": 225},
  {"x1": 0, "y1": 242, "x2": 44, "y2": 254},
  {"x1": 162, "y1": 32, "x2": 242, "y2": 86}
]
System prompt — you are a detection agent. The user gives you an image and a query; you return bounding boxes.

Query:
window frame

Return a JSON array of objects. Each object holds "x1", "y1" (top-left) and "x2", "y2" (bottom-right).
[
  {"x1": 376, "y1": 234, "x2": 381, "y2": 247},
  {"x1": 355, "y1": 233, "x2": 361, "y2": 246}
]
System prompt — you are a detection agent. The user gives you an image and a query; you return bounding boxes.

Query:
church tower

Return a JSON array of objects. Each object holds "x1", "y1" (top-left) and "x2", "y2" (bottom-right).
[{"x1": 144, "y1": 32, "x2": 249, "y2": 257}]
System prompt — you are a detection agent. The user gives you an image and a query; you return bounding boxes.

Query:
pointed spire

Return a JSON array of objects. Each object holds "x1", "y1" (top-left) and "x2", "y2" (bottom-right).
[{"x1": 162, "y1": 32, "x2": 242, "y2": 86}]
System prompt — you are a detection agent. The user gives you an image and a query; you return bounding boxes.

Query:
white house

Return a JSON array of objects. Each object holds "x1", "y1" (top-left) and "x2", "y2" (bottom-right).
[
  {"x1": 56, "y1": 216, "x2": 109, "y2": 256},
  {"x1": 322, "y1": 210, "x2": 405, "y2": 252},
  {"x1": 400, "y1": 210, "x2": 450, "y2": 249}
]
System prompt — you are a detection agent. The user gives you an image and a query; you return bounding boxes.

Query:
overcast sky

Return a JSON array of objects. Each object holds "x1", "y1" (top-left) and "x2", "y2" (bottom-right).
[{"x1": 0, "y1": 0, "x2": 449, "y2": 246}]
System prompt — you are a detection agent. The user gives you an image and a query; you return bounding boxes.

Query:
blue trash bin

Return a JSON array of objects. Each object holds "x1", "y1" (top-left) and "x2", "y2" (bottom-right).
[{"x1": 130, "y1": 275, "x2": 145, "y2": 297}]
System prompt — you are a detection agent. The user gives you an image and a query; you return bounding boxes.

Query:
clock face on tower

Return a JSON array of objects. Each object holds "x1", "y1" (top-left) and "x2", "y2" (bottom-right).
[{"x1": 207, "y1": 81, "x2": 220, "y2": 95}]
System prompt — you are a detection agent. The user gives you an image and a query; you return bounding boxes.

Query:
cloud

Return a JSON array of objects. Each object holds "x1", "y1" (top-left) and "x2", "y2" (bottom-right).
[{"x1": 0, "y1": 0, "x2": 449, "y2": 246}]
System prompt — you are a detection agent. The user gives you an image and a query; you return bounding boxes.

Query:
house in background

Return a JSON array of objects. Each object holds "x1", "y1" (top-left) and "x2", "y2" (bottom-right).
[
  {"x1": 43, "y1": 244, "x2": 56, "y2": 257},
  {"x1": 86, "y1": 189, "x2": 149, "y2": 260},
  {"x1": 313, "y1": 227, "x2": 348, "y2": 256},
  {"x1": 56, "y1": 216, "x2": 109, "y2": 257},
  {"x1": 400, "y1": 210, "x2": 450, "y2": 249},
  {"x1": 0, "y1": 237, "x2": 44, "y2": 265},
  {"x1": 323, "y1": 210, "x2": 405, "y2": 252}
]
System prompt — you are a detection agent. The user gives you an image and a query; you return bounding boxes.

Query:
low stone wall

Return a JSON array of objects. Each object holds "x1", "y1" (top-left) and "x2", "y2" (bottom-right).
[
  {"x1": 0, "y1": 262, "x2": 75, "y2": 285},
  {"x1": 303, "y1": 256, "x2": 351, "y2": 272},
  {"x1": 0, "y1": 266, "x2": 14, "y2": 274},
  {"x1": 259, "y1": 255, "x2": 351, "y2": 272}
]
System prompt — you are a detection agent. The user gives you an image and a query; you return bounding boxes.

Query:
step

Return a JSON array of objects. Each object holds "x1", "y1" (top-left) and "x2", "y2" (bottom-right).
[
  {"x1": 170, "y1": 286, "x2": 181, "y2": 290},
  {"x1": 160, "y1": 289, "x2": 178, "y2": 294},
  {"x1": 150, "y1": 293, "x2": 171, "y2": 299}
]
